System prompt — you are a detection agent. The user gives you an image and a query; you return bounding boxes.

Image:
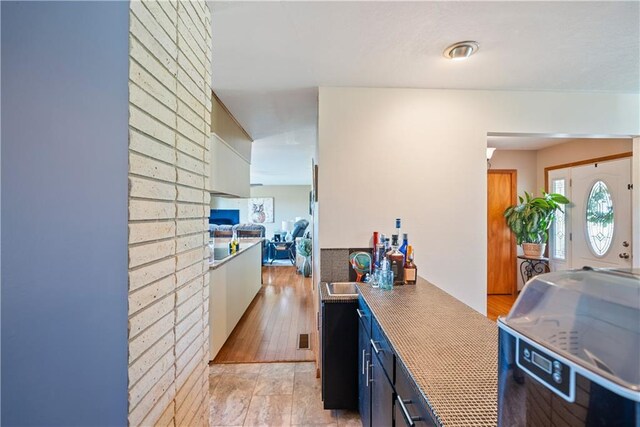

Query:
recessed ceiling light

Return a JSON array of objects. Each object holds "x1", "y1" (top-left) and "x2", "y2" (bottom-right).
[{"x1": 444, "y1": 41, "x2": 479, "y2": 60}]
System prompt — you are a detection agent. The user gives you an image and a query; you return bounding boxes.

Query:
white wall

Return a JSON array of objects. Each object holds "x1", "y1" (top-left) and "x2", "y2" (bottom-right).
[
  {"x1": 318, "y1": 87, "x2": 639, "y2": 314},
  {"x1": 212, "y1": 185, "x2": 312, "y2": 237}
]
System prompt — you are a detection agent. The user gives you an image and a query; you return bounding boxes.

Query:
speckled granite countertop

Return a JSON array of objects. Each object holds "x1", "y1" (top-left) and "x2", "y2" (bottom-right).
[
  {"x1": 357, "y1": 278, "x2": 498, "y2": 427},
  {"x1": 208, "y1": 238, "x2": 263, "y2": 270}
]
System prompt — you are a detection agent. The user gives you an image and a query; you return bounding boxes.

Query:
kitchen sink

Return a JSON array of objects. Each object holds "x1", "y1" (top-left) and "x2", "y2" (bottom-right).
[
  {"x1": 213, "y1": 247, "x2": 232, "y2": 261},
  {"x1": 326, "y1": 282, "x2": 359, "y2": 297}
]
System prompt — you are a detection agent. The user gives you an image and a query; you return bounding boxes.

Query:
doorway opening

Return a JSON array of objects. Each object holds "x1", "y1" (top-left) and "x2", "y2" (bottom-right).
[{"x1": 486, "y1": 135, "x2": 635, "y2": 321}]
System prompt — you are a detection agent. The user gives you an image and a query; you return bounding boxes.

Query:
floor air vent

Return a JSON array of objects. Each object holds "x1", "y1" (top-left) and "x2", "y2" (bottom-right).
[{"x1": 297, "y1": 333, "x2": 310, "y2": 350}]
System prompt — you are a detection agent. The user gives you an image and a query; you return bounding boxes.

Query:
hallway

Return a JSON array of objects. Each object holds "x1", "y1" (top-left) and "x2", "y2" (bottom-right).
[
  {"x1": 214, "y1": 266, "x2": 315, "y2": 363},
  {"x1": 209, "y1": 362, "x2": 360, "y2": 426}
]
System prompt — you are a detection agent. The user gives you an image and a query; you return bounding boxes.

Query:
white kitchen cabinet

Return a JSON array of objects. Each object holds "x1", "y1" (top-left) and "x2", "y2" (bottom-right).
[
  {"x1": 208, "y1": 241, "x2": 262, "y2": 360},
  {"x1": 209, "y1": 133, "x2": 250, "y2": 198}
]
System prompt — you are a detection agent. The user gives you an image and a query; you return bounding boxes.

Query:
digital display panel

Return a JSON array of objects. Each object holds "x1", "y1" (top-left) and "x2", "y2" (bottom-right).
[{"x1": 532, "y1": 351, "x2": 552, "y2": 374}]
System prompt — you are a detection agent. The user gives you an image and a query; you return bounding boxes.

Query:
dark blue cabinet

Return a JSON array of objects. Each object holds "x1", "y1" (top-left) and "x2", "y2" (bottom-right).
[
  {"x1": 359, "y1": 297, "x2": 394, "y2": 427},
  {"x1": 395, "y1": 362, "x2": 437, "y2": 426},
  {"x1": 359, "y1": 296, "x2": 434, "y2": 427},
  {"x1": 371, "y1": 351, "x2": 395, "y2": 427},
  {"x1": 359, "y1": 315, "x2": 372, "y2": 427},
  {"x1": 321, "y1": 300, "x2": 359, "y2": 409}
]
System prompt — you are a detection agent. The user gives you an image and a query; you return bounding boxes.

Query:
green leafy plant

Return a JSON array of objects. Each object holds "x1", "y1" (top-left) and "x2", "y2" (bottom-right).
[
  {"x1": 504, "y1": 191, "x2": 570, "y2": 245},
  {"x1": 296, "y1": 238, "x2": 312, "y2": 258}
]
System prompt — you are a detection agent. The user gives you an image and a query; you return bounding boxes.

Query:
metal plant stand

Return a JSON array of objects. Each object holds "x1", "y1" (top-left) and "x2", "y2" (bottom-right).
[{"x1": 517, "y1": 255, "x2": 550, "y2": 284}]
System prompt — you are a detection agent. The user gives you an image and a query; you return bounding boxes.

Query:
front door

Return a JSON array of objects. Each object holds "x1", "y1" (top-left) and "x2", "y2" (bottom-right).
[
  {"x1": 571, "y1": 158, "x2": 632, "y2": 269},
  {"x1": 548, "y1": 157, "x2": 633, "y2": 270},
  {"x1": 487, "y1": 170, "x2": 517, "y2": 295}
]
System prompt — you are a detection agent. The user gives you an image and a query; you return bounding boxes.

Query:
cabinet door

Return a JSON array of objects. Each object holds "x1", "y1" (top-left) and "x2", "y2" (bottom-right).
[
  {"x1": 395, "y1": 362, "x2": 436, "y2": 427},
  {"x1": 371, "y1": 352, "x2": 394, "y2": 427},
  {"x1": 359, "y1": 318, "x2": 372, "y2": 427}
]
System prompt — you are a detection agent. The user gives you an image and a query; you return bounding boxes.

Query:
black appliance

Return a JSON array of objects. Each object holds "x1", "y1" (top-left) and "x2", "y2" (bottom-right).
[{"x1": 498, "y1": 268, "x2": 640, "y2": 426}]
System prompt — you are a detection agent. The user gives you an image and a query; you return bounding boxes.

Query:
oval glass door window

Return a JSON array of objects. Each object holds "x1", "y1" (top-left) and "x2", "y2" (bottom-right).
[{"x1": 586, "y1": 180, "x2": 614, "y2": 256}]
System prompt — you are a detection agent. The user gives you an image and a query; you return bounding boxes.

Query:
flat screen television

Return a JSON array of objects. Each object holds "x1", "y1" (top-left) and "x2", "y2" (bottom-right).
[{"x1": 209, "y1": 209, "x2": 240, "y2": 225}]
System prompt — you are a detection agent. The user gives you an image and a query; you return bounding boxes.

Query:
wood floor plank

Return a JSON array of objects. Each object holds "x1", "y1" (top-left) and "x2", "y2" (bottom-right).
[
  {"x1": 487, "y1": 294, "x2": 517, "y2": 322},
  {"x1": 214, "y1": 266, "x2": 315, "y2": 363}
]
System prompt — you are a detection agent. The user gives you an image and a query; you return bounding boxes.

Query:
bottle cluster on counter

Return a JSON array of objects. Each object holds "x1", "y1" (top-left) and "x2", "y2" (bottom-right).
[{"x1": 370, "y1": 218, "x2": 418, "y2": 288}]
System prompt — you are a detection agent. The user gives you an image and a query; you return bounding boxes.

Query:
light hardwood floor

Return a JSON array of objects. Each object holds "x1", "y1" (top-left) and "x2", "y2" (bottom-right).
[
  {"x1": 214, "y1": 266, "x2": 315, "y2": 363},
  {"x1": 209, "y1": 362, "x2": 361, "y2": 426},
  {"x1": 487, "y1": 294, "x2": 518, "y2": 322}
]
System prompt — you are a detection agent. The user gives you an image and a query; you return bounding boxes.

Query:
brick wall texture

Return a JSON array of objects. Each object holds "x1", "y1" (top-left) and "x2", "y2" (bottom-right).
[{"x1": 128, "y1": 1, "x2": 212, "y2": 425}]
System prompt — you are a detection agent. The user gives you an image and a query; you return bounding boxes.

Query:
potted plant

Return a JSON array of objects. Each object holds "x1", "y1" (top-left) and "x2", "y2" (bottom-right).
[
  {"x1": 503, "y1": 191, "x2": 570, "y2": 258},
  {"x1": 296, "y1": 237, "x2": 312, "y2": 277}
]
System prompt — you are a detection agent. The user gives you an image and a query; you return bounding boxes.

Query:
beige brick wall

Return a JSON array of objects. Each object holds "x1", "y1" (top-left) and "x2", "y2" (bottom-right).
[{"x1": 128, "y1": 1, "x2": 212, "y2": 425}]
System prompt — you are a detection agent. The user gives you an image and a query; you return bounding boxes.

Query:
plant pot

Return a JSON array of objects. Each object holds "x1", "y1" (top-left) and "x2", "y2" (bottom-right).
[
  {"x1": 522, "y1": 243, "x2": 546, "y2": 258},
  {"x1": 302, "y1": 257, "x2": 312, "y2": 277}
]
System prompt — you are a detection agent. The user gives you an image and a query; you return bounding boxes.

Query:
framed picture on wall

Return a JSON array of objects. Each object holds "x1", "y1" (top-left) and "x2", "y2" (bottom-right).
[{"x1": 248, "y1": 198, "x2": 274, "y2": 223}]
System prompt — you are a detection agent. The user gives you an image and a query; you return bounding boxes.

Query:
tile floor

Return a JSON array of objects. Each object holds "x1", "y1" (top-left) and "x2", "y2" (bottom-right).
[{"x1": 209, "y1": 362, "x2": 362, "y2": 426}]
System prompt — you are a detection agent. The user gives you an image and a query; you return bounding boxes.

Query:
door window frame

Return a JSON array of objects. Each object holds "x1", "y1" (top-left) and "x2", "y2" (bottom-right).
[{"x1": 545, "y1": 152, "x2": 633, "y2": 271}]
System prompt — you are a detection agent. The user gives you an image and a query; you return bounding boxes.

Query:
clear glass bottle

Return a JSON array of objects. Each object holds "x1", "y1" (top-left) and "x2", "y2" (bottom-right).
[
  {"x1": 403, "y1": 245, "x2": 417, "y2": 285},
  {"x1": 379, "y1": 256, "x2": 393, "y2": 290},
  {"x1": 388, "y1": 234, "x2": 405, "y2": 286}
]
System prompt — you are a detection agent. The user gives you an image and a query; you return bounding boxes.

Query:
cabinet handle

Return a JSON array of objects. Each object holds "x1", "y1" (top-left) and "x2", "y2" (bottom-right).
[
  {"x1": 397, "y1": 395, "x2": 421, "y2": 426},
  {"x1": 362, "y1": 349, "x2": 366, "y2": 375},
  {"x1": 366, "y1": 360, "x2": 371, "y2": 386},
  {"x1": 356, "y1": 308, "x2": 365, "y2": 319},
  {"x1": 370, "y1": 338, "x2": 381, "y2": 354}
]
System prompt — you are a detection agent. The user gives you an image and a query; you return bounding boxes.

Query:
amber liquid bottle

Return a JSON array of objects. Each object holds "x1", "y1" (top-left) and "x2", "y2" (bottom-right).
[
  {"x1": 388, "y1": 234, "x2": 405, "y2": 285},
  {"x1": 404, "y1": 245, "x2": 417, "y2": 285}
]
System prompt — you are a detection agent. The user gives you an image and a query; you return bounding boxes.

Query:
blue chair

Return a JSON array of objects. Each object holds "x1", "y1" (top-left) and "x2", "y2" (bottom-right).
[{"x1": 269, "y1": 219, "x2": 309, "y2": 264}]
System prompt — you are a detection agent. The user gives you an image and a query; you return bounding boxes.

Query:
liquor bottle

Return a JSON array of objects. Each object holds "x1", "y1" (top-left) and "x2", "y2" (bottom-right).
[
  {"x1": 399, "y1": 233, "x2": 408, "y2": 258},
  {"x1": 373, "y1": 231, "x2": 380, "y2": 267},
  {"x1": 388, "y1": 234, "x2": 405, "y2": 285},
  {"x1": 379, "y1": 255, "x2": 393, "y2": 290},
  {"x1": 395, "y1": 218, "x2": 402, "y2": 239},
  {"x1": 404, "y1": 245, "x2": 417, "y2": 285},
  {"x1": 229, "y1": 229, "x2": 240, "y2": 254},
  {"x1": 376, "y1": 234, "x2": 386, "y2": 270}
]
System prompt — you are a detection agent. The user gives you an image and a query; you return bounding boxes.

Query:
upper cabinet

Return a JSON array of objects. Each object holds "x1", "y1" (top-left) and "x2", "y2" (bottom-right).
[{"x1": 210, "y1": 93, "x2": 252, "y2": 198}]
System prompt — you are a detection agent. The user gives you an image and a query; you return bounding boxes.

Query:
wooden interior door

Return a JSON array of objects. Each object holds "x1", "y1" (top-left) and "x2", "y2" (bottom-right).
[{"x1": 487, "y1": 170, "x2": 517, "y2": 295}]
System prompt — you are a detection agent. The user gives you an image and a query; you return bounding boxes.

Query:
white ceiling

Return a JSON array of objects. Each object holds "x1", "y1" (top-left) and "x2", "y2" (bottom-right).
[{"x1": 209, "y1": 1, "x2": 640, "y2": 185}]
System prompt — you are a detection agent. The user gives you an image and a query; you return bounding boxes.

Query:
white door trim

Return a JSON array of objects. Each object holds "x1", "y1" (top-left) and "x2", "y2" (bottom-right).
[{"x1": 633, "y1": 138, "x2": 640, "y2": 268}]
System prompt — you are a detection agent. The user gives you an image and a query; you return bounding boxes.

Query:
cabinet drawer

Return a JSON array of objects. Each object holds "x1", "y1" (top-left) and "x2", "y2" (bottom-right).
[
  {"x1": 357, "y1": 297, "x2": 372, "y2": 337},
  {"x1": 395, "y1": 361, "x2": 436, "y2": 427},
  {"x1": 371, "y1": 317, "x2": 394, "y2": 384}
]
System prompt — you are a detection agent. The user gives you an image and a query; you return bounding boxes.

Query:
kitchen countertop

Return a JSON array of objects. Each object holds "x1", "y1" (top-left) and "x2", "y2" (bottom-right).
[
  {"x1": 357, "y1": 278, "x2": 498, "y2": 426},
  {"x1": 208, "y1": 238, "x2": 264, "y2": 270}
]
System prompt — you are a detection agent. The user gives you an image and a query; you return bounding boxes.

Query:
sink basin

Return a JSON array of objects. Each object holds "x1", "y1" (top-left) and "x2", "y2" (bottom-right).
[
  {"x1": 326, "y1": 282, "x2": 359, "y2": 297},
  {"x1": 213, "y1": 247, "x2": 232, "y2": 261}
]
